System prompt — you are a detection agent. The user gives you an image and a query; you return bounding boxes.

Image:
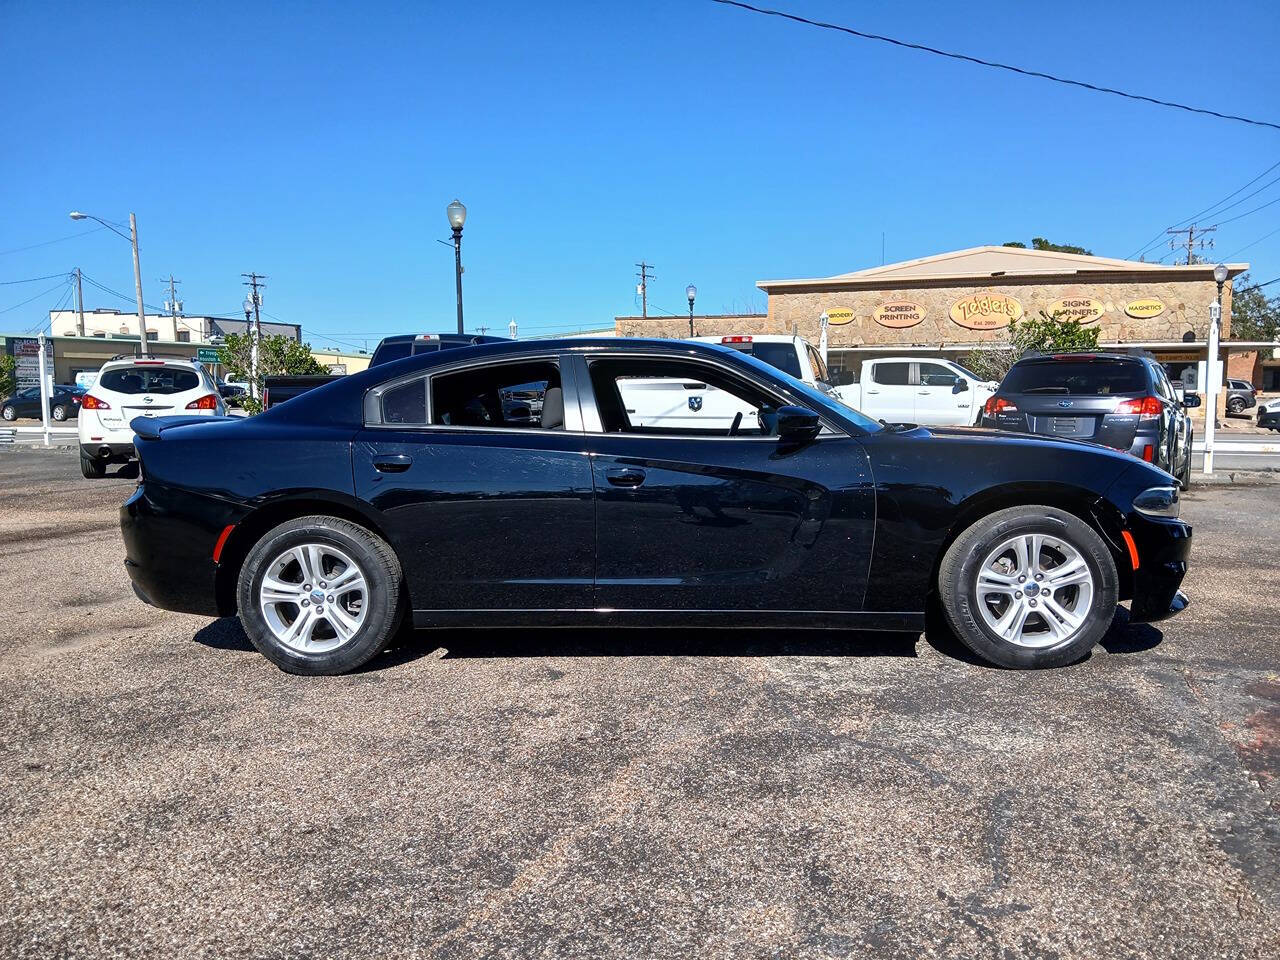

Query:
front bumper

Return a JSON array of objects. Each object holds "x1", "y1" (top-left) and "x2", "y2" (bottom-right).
[{"x1": 1125, "y1": 513, "x2": 1193, "y2": 623}]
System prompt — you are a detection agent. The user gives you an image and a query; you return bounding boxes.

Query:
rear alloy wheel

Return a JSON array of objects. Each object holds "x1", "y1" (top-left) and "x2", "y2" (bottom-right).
[
  {"x1": 938, "y1": 506, "x2": 1117, "y2": 669},
  {"x1": 1, "y1": 406, "x2": 15, "y2": 421},
  {"x1": 1228, "y1": 397, "x2": 1246, "y2": 415},
  {"x1": 237, "y1": 516, "x2": 403, "y2": 675},
  {"x1": 80, "y1": 454, "x2": 106, "y2": 479}
]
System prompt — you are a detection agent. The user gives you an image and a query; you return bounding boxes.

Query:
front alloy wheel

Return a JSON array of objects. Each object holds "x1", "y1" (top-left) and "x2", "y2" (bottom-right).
[
  {"x1": 938, "y1": 506, "x2": 1118, "y2": 669},
  {"x1": 1, "y1": 406, "x2": 15, "y2": 421}
]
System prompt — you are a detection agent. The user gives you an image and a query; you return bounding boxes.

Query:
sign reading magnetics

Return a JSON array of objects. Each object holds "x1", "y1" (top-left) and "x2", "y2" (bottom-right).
[
  {"x1": 949, "y1": 292, "x2": 1023, "y2": 330},
  {"x1": 1047, "y1": 297, "x2": 1105, "y2": 324},
  {"x1": 1125, "y1": 297, "x2": 1166, "y2": 319},
  {"x1": 824, "y1": 308, "x2": 855, "y2": 326},
  {"x1": 196, "y1": 347, "x2": 220, "y2": 363},
  {"x1": 874, "y1": 301, "x2": 925, "y2": 328}
]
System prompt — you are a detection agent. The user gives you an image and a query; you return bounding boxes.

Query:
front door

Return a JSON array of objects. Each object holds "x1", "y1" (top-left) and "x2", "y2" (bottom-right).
[
  {"x1": 353, "y1": 356, "x2": 594, "y2": 613},
  {"x1": 914, "y1": 361, "x2": 964, "y2": 426},
  {"x1": 577, "y1": 354, "x2": 876, "y2": 613}
]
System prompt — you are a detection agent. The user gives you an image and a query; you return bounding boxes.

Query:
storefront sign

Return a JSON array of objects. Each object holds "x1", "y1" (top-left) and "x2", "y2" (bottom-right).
[
  {"x1": 1125, "y1": 297, "x2": 1166, "y2": 319},
  {"x1": 824, "y1": 308, "x2": 855, "y2": 326},
  {"x1": 12, "y1": 337, "x2": 53, "y2": 390},
  {"x1": 873, "y1": 301, "x2": 925, "y2": 328},
  {"x1": 949, "y1": 292, "x2": 1023, "y2": 330},
  {"x1": 1047, "y1": 297, "x2": 1105, "y2": 324}
]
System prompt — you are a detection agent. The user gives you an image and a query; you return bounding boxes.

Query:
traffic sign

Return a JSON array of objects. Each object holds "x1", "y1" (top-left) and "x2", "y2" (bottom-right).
[{"x1": 196, "y1": 347, "x2": 220, "y2": 363}]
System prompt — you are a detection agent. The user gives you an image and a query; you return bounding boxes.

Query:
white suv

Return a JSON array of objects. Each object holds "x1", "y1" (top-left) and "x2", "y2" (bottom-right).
[{"x1": 78, "y1": 355, "x2": 224, "y2": 478}]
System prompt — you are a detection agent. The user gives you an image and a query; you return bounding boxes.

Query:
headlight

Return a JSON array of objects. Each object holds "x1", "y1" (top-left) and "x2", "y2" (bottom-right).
[{"x1": 1133, "y1": 485, "x2": 1180, "y2": 518}]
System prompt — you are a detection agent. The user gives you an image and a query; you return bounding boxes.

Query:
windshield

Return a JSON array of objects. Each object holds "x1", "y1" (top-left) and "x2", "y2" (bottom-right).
[
  {"x1": 1002, "y1": 360, "x2": 1147, "y2": 395},
  {"x1": 730, "y1": 350, "x2": 882, "y2": 433},
  {"x1": 741, "y1": 342, "x2": 803, "y2": 379},
  {"x1": 951, "y1": 362, "x2": 983, "y2": 381},
  {"x1": 98, "y1": 366, "x2": 201, "y2": 395}
]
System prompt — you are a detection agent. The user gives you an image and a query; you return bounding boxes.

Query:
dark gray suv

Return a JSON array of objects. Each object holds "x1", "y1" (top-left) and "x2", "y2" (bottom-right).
[{"x1": 982, "y1": 353, "x2": 1200, "y2": 488}]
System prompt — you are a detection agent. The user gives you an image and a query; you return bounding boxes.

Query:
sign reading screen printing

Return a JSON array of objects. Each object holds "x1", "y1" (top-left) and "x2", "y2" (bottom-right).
[
  {"x1": 949, "y1": 292, "x2": 1023, "y2": 330},
  {"x1": 874, "y1": 301, "x2": 925, "y2": 328},
  {"x1": 825, "y1": 308, "x2": 855, "y2": 326},
  {"x1": 1047, "y1": 297, "x2": 1105, "y2": 324}
]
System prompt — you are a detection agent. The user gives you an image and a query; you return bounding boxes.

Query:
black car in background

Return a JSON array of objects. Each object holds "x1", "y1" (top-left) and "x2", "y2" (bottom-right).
[
  {"x1": 1, "y1": 384, "x2": 84, "y2": 422},
  {"x1": 121, "y1": 338, "x2": 1192, "y2": 676},
  {"x1": 983, "y1": 353, "x2": 1199, "y2": 488}
]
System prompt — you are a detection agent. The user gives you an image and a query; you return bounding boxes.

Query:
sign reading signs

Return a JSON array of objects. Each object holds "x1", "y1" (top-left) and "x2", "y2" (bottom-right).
[
  {"x1": 873, "y1": 301, "x2": 925, "y2": 328},
  {"x1": 949, "y1": 292, "x2": 1023, "y2": 330},
  {"x1": 825, "y1": 308, "x2": 855, "y2": 326},
  {"x1": 1047, "y1": 297, "x2": 1105, "y2": 324},
  {"x1": 1125, "y1": 297, "x2": 1166, "y2": 319}
]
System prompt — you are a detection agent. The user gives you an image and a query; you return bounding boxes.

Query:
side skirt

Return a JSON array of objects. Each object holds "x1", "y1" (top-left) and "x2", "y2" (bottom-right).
[{"x1": 411, "y1": 609, "x2": 925, "y2": 631}]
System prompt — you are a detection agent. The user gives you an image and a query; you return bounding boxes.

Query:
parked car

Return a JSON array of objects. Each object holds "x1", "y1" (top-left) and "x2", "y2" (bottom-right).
[
  {"x1": 217, "y1": 381, "x2": 249, "y2": 407},
  {"x1": 261, "y1": 332, "x2": 511, "y2": 409},
  {"x1": 832, "y1": 357, "x2": 997, "y2": 426},
  {"x1": 78, "y1": 355, "x2": 225, "y2": 478},
  {"x1": 983, "y1": 353, "x2": 1199, "y2": 489},
  {"x1": 1, "y1": 384, "x2": 85, "y2": 422},
  {"x1": 121, "y1": 338, "x2": 1191, "y2": 676},
  {"x1": 1226, "y1": 379, "x2": 1257, "y2": 415},
  {"x1": 1259, "y1": 400, "x2": 1279, "y2": 432}
]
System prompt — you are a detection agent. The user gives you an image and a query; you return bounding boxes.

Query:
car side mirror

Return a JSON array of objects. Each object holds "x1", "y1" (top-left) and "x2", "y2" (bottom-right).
[
  {"x1": 952, "y1": 379, "x2": 969, "y2": 393},
  {"x1": 1182, "y1": 394, "x2": 1202, "y2": 409},
  {"x1": 776, "y1": 405, "x2": 821, "y2": 441}
]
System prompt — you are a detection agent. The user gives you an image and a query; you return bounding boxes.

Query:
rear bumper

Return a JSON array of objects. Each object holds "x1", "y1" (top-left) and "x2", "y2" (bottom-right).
[
  {"x1": 120, "y1": 484, "x2": 224, "y2": 617},
  {"x1": 1125, "y1": 513, "x2": 1192, "y2": 623},
  {"x1": 81, "y1": 442, "x2": 134, "y2": 461}
]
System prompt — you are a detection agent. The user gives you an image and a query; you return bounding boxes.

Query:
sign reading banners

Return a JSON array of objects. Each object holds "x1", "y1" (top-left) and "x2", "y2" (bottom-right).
[
  {"x1": 1125, "y1": 297, "x2": 1166, "y2": 319},
  {"x1": 949, "y1": 292, "x2": 1023, "y2": 330},
  {"x1": 873, "y1": 301, "x2": 925, "y2": 328},
  {"x1": 1047, "y1": 297, "x2": 1105, "y2": 324},
  {"x1": 825, "y1": 308, "x2": 855, "y2": 326}
]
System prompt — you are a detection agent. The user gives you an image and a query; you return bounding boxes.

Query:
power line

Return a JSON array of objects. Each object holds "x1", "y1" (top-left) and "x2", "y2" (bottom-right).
[
  {"x1": 710, "y1": 0, "x2": 1280, "y2": 131},
  {"x1": 0, "y1": 225, "x2": 107, "y2": 257},
  {"x1": 0, "y1": 272, "x2": 72, "y2": 286},
  {"x1": 1213, "y1": 193, "x2": 1280, "y2": 227},
  {"x1": 1223, "y1": 225, "x2": 1280, "y2": 260},
  {"x1": 25, "y1": 284, "x2": 76, "y2": 334},
  {"x1": 0, "y1": 279, "x2": 71, "y2": 315}
]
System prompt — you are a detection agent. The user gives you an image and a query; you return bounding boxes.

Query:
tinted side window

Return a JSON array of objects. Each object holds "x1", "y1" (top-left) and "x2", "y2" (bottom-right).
[
  {"x1": 382, "y1": 378, "x2": 427, "y2": 424},
  {"x1": 872, "y1": 362, "x2": 910, "y2": 386},
  {"x1": 430, "y1": 360, "x2": 560, "y2": 430},
  {"x1": 918, "y1": 362, "x2": 959, "y2": 386}
]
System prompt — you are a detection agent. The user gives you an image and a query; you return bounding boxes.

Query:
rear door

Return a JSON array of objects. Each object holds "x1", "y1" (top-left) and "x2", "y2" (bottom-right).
[
  {"x1": 861, "y1": 361, "x2": 915, "y2": 422},
  {"x1": 352, "y1": 354, "x2": 595, "y2": 613},
  {"x1": 575, "y1": 353, "x2": 875, "y2": 613}
]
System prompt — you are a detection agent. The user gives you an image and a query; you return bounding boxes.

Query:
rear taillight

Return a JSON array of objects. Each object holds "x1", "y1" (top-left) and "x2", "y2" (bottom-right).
[
  {"x1": 185, "y1": 394, "x2": 219, "y2": 410},
  {"x1": 81, "y1": 395, "x2": 110, "y2": 410},
  {"x1": 721, "y1": 336, "x2": 752, "y2": 344},
  {"x1": 1116, "y1": 396, "x2": 1162, "y2": 420},
  {"x1": 984, "y1": 396, "x2": 1017, "y2": 415}
]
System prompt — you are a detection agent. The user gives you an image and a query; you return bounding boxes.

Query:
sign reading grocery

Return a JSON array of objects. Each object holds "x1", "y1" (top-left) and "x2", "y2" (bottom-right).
[
  {"x1": 874, "y1": 301, "x2": 925, "y2": 328},
  {"x1": 1047, "y1": 297, "x2": 1105, "y2": 324},
  {"x1": 825, "y1": 308, "x2": 855, "y2": 326},
  {"x1": 1125, "y1": 297, "x2": 1166, "y2": 319},
  {"x1": 949, "y1": 292, "x2": 1023, "y2": 330}
]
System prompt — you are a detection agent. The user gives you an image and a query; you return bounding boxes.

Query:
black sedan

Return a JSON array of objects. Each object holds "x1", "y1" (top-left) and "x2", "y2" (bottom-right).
[
  {"x1": 120, "y1": 339, "x2": 1192, "y2": 675},
  {"x1": 1, "y1": 384, "x2": 83, "y2": 422}
]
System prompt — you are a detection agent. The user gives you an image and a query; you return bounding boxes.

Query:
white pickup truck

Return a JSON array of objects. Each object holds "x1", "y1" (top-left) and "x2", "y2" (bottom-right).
[
  {"x1": 616, "y1": 335, "x2": 995, "y2": 430},
  {"x1": 833, "y1": 357, "x2": 997, "y2": 426}
]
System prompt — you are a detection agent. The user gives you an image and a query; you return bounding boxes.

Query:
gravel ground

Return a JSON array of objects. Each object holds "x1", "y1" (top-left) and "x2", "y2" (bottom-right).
[{"x1": 0, "y1": 448, "x2": 1277, "y2": 959}]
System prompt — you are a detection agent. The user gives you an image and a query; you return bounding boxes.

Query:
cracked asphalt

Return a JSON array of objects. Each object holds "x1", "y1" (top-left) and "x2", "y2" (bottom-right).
[{"x1": 1, "y1": 448, "x2": 1277, "y2": 959}]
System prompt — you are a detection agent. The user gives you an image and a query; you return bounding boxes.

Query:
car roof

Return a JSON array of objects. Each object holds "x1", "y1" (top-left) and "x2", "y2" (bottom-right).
[
  {"x1": 100, "y1": 355, "x2": 201, "y2": 370},
  {"x1": 1012, "y1": 352, "x2": 1147, "y2": 365}
]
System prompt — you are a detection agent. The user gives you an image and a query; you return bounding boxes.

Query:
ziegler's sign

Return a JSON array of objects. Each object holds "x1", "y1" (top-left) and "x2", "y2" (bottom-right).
[
  {"x1": 1047, "y1": 297, "x2": 1105, "y2": 324},
  {"x1": 874, "y1": 301, "x2": 925, "y2": 328},
  {"x1": 949, "y1": 292, "x2": 1023, "y2": 330}
]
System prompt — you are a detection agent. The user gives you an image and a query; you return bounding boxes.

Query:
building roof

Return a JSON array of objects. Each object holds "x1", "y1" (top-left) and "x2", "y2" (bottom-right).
[{"x1": 757, "y1": 245, "x2": 1250, "y2": 291}]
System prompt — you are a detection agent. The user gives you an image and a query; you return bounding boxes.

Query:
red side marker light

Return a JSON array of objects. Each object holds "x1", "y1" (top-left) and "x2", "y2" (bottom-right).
[
  {"x1": 1121, "y1": 530, "x2": 1140, "y2": 570},
  {"x1": 212, "y1": 524, "x2": 235, "y2": 563}
]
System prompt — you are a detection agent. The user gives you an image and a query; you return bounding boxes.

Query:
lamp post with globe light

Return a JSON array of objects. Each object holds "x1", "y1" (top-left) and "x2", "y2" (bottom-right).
[
  {"x1": 686, "y1": 284, "x2": 697, "y2": 337},
  {"x1": 69, "y1": 210, "x2": 149, "y2": 357},
  {"x1": 448, "y1": 200, "x2": 467, "y2": 335},
  {"x1": 1203, "y1": 263, "x2": 1229, "y2": 474}
]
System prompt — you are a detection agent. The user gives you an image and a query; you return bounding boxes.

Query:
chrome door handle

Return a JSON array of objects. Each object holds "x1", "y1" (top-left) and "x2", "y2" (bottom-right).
[{"x1": 373, "y1": 454, "x2": 413, "y2": 473}]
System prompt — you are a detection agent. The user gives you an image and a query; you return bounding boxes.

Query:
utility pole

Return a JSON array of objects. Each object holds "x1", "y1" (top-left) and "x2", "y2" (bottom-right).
[
  {"x1": 74, "y1": 268, "x2": 85, "y2": 337},
  {"x1": 162, "y1": 274, "x2": 182, "y2": 339},
  {"x1": 635, "y1": 261, "x2": 654, "y2": 318},
  {"x1": 129, "y1": 213, "x2": 149, "y2": 358},
  {"x1": 1167, "y1": 224, "x2": 1216, "y2": 265},
  {"x1": 475, "y1": 324, "x2": 489, "y2": 336},
  {"x1": 242, "y1": 273, "x2": 266, "y2": 400}
]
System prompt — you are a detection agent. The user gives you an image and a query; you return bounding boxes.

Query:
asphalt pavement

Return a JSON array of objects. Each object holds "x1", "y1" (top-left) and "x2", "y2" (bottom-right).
[{"x1": 1, "y1": 448, "x2": 1278, "y2": 959}]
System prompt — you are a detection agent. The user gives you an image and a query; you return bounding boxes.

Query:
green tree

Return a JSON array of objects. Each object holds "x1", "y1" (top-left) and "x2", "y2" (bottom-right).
[
  {"x1": 1228, "y1": 273, "x2": 1280, "y2": 341},
  {"x1": 0, "y1": 354, "x2": 15, "y2": 398},
  {"x1": 964, "y1": 311, "x2": 1102, "y2": 383},
  {"x1": 1002, "y1": 237, "x2": 1093, "y2": 256},
  {"x1": 217, "y1": 333, "x2": 328, "y2": 414}
]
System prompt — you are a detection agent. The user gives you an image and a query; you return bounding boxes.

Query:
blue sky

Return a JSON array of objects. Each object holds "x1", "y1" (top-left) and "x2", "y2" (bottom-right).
[{"x1": 3, "y1": 0, "x2": 1278, "y2": 351}]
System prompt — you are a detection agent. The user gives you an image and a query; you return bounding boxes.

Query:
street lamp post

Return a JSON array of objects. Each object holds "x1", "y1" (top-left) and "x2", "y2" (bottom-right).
[
  {"x1": 686, "y1": 284, "x2": 697, "y2": 337},
  {"x1": 447, "y1": 200, "x2": 467, "y2": 336},
  {"x1": 69, "y1": 211, "x2": 150, "y2": 357},
  {"x1": 1203, "y1": 263, "x2": 1228, "y2": 475}
]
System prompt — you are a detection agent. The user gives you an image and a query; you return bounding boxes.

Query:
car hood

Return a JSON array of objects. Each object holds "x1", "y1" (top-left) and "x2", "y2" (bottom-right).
[{"x1": 913, "y1": 423, "x2": 1140, "y2": 461}]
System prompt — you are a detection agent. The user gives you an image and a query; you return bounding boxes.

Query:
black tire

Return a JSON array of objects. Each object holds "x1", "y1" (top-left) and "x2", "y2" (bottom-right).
[
  {"x1": 937, "y1": 505, "x2": 1118, "y2": 669},
  {"x1": 1227, "y1": 397, "x2": 1245, "y2": 415},
  {"x1": 52, "y1": 405, "x2": 67, "y2": 422},
  {"x1": 80, "y1": 455, "x2": 106, "y2": 479},
  {"x1": 1, "y1": 406, "x2": 15, "y2": 422},
  {"x1": 1179, "y1": 432, "x2": 1193, "y2": 490},
  {"x1": 236, "y1": 515, "x2": 404, "y2": 675}
]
